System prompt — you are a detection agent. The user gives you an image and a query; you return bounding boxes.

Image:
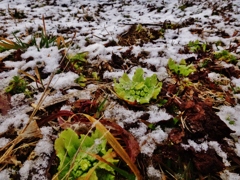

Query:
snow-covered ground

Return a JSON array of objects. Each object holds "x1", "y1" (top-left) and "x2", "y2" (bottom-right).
[{"x1": 0, "y1": 0, "x2": 240, "y2": 179}]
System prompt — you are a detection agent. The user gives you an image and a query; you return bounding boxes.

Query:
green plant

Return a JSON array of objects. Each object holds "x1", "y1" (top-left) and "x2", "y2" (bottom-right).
[
  {"x1": 226, "y1": 115, "x2": 235, "y2": 125},
  {"x1": 0, "y1": 35, "x2": 28, "y2": 51},
  {"x1": 158, "y1": 99, "x2": 168, "y2": 107},
  {"x1": 54, "y1": 128, "x2": 118, "y2": 180},
  {"x1": 233, "y1": 86, "x2": 240, "y2": 94},
  {"x1": 159, "y1": 28, "x2": 165, "y2": 38},
  {"x1": 136, "y1": 24, "x2": 146, "y2": 33},
  {"x1": 75, "y1": 74, "x2": 87, "y2": 87},
  {"x1": 114, "y1": 68, "x2": 162, "y2": 104},
  {"x1": 187, "y1": 40, "x2": 207, "y2": 53},
  {"x1": 168, "y1": 58, "x2": 196, "y2": 76},
  {"x1": 0, "y1": 31, "x2": 58, "y2": 52},
  {"x1": 31, "y1": 31, "x2": 57, "y2": 51},
  {"x1": 199, "y1": 59, "x2": 211, "y2": 68},
  {"x1": 5, "y1": 76, "x2": 28, "y2": 94},
  {"x1": 67, "y1": 52, "x2": 88, "y2": 71},
  {"x1": 214, "y1": 50, "x2": 238, "y2": 64},
  {"x1": 92, "y1": 72, "x2": 100, "y2": 80}
]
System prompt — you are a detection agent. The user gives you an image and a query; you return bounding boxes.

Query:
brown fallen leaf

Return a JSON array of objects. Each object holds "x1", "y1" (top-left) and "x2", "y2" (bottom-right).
[
  {"x1": 0, "y1": 93, "x2": 11, "y2": 115},
  {"x1": 193, "y1": 149, "x2": 224, "y2": 174},
  {"x1": 168, "y1": 128, "x2": 185, "y2": 144}
]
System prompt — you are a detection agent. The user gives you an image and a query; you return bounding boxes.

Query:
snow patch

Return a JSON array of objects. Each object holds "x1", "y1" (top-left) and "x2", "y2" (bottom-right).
[
  {"x1": 147, "y1": 165, "x2": 162, "y2": 179},
  {"x1": 0, "y1": 137, "x2": 11, "y2": 148},
  {"x1": 209, "y1": 141, "x2": 230, "y2": 166},
  {"x1": 21, "y1": 46, "x2": 61, "y2": 73},
  {"x1": 181, "y1": 140, "x2": 208, "y2": 152},
  {"x1": 138, "y1": 126, "x2": 168, "y2": 156},
  {"x1": 0, "y1": 169, "x2": 10, "y2": 180},
  {"x1": 35, "y1": 127, "x2": 53, "y2": 156},
  {"x1": 147, "y1": 105, "x2": 172, "y2": 123}
]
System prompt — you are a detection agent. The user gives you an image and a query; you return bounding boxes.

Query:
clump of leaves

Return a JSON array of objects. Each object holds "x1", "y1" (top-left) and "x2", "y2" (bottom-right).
[
  {"x1": 214, "y1": 50, "x2": 238, "y2": 64},
  {"x1": 31, "y1": 31, "x2": 57, "y2": 51},
  {"x1": 136, "y1": 24, "x2": 146, "y2": 33},
  {"x1": 114, "y1": 68, "x2": 162, "y2": 104},
  {"x1": 67, "y1": 52, "x2": 88, "y2": 72},
  {"x1": 92, "y1": 72, "x2": 100, "y2": 81},
  {"x1": 168, "y1": 58, "x2": 196, "y2": 76},
  {"x1": 54, "y1": 128, "x2": 118, "y2": 180},
  {"x1": 0, "y1": 31, "x2": 58, "y2": 52},
  {"x1": 187, "y1": 40, "x2": 207, "y2": 53},
  {"x1": 5, "y1": 75, "x2": 28, "y2": 94},
  {"x1": 75, "y1": 74, "x2": 87, "y2": 87},
  {"x1": 0, "y1": 35, "x2": 28, "y2": 52}
]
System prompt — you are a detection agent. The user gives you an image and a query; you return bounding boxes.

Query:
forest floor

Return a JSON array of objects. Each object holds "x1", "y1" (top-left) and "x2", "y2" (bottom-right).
[{"x1": 0, "y1": 0, "x2": 240, "y2": 179}]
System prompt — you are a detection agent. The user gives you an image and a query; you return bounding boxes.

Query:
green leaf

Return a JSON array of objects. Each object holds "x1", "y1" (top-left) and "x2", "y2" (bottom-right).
[
  {"x1": 68, "y1": 52, "x2": 88, "y2": 62},
  {"x1": 214, "y1": 50, "x2": 237, "y2": 64},
  {"x1": 132, "y1": 68, "x2": 144, "y2": 82},
  {"x1": 168, "y1": 58, "x2": 195, "y2": 76},
  {"x1": 75, "y1": 74, "x2": 87, "y2": 87},
  {"x1": 5, "y1": 76, "x2": 28, "y2": 94}
]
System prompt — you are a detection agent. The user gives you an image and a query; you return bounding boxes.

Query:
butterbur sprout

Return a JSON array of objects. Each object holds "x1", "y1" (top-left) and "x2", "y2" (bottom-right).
[{"x1": 114, "y1": 68, "x2": 162, "y2": 104}]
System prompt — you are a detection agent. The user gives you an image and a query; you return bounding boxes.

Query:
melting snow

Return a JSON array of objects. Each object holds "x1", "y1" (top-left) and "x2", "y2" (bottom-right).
[{"x1": 0, "y1": 0, "x2": 240, "y2": 178}]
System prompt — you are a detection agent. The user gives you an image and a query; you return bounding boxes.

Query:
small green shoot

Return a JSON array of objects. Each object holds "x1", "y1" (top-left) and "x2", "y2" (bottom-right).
[
  {"x1": 31, "y1": 31, "x2": 57, "y2": 51},
  {"x1": 114, "y1": 68, "x2": 162, "y2": 104},
  {"x1": 233, "y1": 86, "x2": 240, "y2": 94},
  {"x1": 95, "y1": 96, "x2": 108, "y2": 118},
  {"x1": 187, "y1": 40, "x2": 207, "y2": 53},
  {"x1": 226, "y1": 115, "x2": 235, "y2": 125},
  {"x1": 158, "y1": 99, "x2": 168, "y2": 107},
  {"x1": 168, "y1": 58, "x2": 196, "y2": 76},
  {"x1": 67, "y1": 52, "x2": 88, "y2": 71},
  {"x1": 159, "y1": 28, "x2": 165, "y2": 38},
  {"x1": 54, "y1": 128, "x2": 118, "y2": 180},
  {"x1": 92, "y1": 72, "x2": 100, "y2": 81},
  {"x1": 75, "y1": 74, "x2": 87, "y2": 87},
  {"x1": 136, "y1": 24, "x2": 146, "y2": 33},
  {"x1": 148, "y1": 123, "x2": 156, "y2": 130},
  {"x1": 0, "y1": 31, "x2": 58, "y2": 52},
  {"x1": 173, "y1": 117, "x2": 179, "y2": 125},
  {"x1": 5, "y1": 76, "x2": 28, "y2": 95},
  {"x1": 0, "y1": 36, "x2": 27, "y2": 51},
  {"x1": 214, "y1": 50, "x2": 238, "y2": 64}
]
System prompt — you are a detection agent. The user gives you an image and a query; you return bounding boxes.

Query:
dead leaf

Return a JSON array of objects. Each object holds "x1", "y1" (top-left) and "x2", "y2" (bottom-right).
[
  {"x1": 193, "y1": 149, "x2": 224, "y2": 174},
  {"x1": 0, "y1": 93, "x2": 11, "y2": 115},
  {"x1": 168, "y1": 128, "x2": 185, "y2": 144},
  {"x1": 20, "y1": 120, "x2": 42, "y2": 139}
]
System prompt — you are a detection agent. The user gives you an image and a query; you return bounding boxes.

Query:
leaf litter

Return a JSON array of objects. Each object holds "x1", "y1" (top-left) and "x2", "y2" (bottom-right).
[{"x1": 0, "y1": 0, "x2": 240, "y2": 179}]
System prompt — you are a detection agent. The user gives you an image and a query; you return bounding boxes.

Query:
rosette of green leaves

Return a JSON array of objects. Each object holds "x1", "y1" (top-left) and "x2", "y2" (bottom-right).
[
  {"x1": 54, "y1": 128, "x2": 118, "y2": 180},
  {"x1": 114, "y1": 68, "x2": 162, "y2": 104}
]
